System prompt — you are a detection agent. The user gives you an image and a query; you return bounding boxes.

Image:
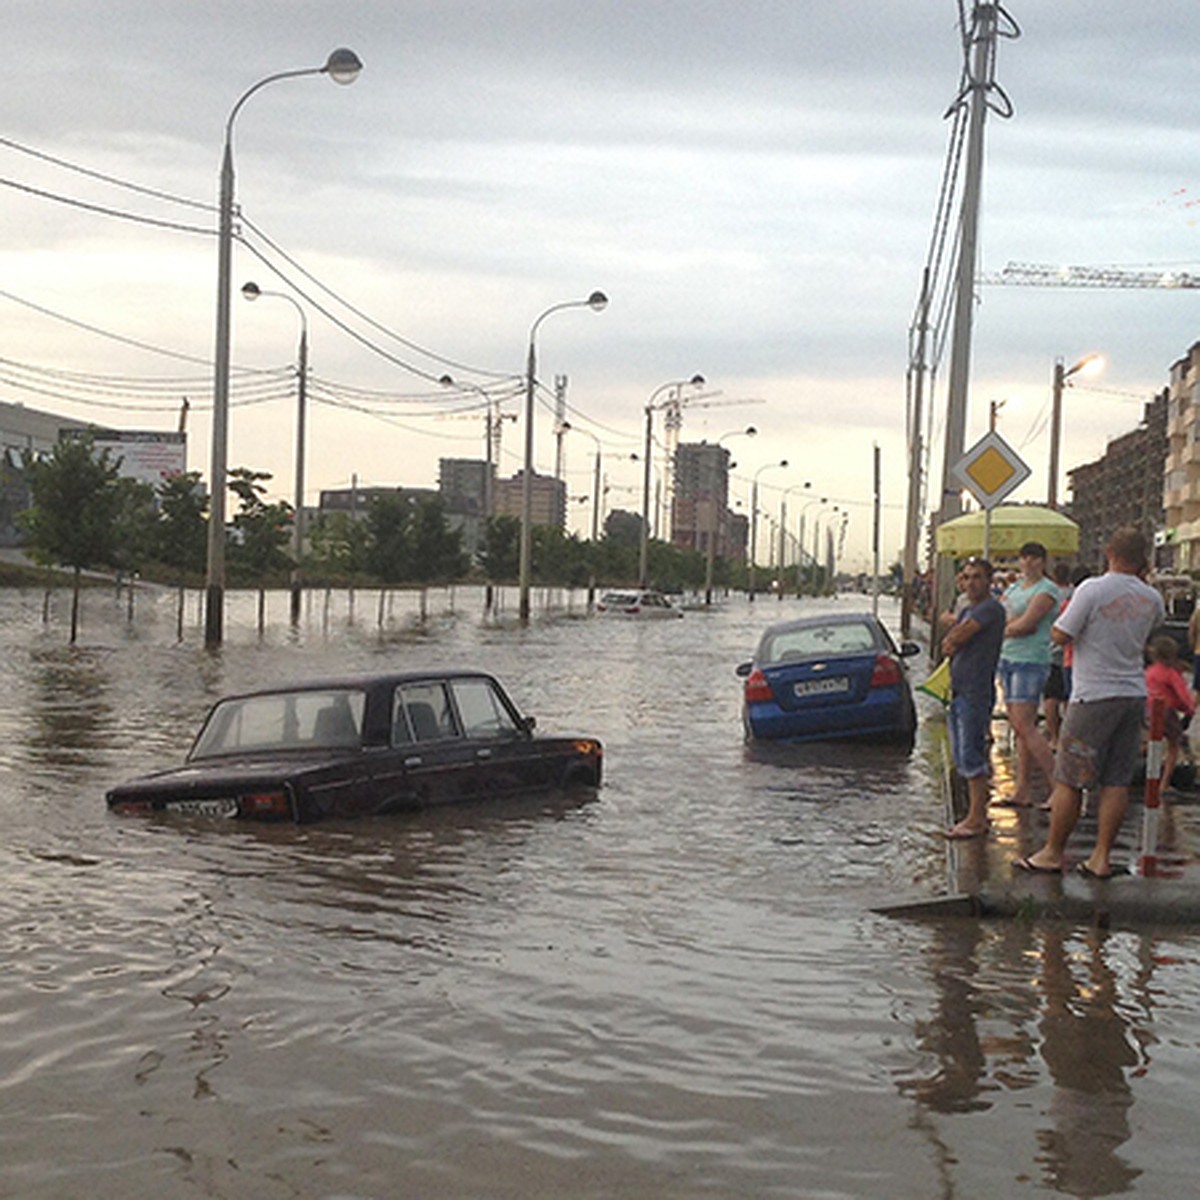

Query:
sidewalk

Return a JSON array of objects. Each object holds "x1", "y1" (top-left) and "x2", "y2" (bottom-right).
[{"x1": 885, "y1": 714, "x2": 1200, "y2": 928}]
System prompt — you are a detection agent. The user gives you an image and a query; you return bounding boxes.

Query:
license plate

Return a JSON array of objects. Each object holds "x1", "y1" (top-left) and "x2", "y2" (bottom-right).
[
  {"x1": 794, "y1": 676, "x2": 851, "y2": 697},
  {"x1": 167, "y1": 798, "x2": 238, "y2": 818}
]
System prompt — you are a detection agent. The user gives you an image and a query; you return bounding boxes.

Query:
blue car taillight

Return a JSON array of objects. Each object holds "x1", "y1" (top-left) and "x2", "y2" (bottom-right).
[
  {"x1": 869, "y1": 655, "x2": 902, "y2": 688},
  {"x1": 744, "y1": 669, "x2": 773, "y2": 703}
]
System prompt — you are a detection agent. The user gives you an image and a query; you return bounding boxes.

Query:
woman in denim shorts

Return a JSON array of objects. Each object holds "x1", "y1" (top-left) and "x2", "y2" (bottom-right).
[{"x1": 997, "y1": 542, "x2": 1060, "y2": 807}]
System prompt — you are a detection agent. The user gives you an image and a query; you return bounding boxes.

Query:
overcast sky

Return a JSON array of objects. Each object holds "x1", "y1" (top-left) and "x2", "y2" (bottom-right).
[{"x1": 3, "y1": 1, "x2": 1199, "y2": 569}]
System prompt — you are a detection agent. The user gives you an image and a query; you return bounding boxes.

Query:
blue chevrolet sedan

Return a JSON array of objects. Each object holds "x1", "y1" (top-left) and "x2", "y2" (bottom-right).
[{"x1": 736, "y1": 613, "x2": 921, "y2": 746}]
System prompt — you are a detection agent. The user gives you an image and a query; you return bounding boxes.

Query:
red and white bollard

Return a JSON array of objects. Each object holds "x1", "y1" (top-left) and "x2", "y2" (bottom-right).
[{"x1": 1139, "y1": 697, "x2": 1166, "y2": 878}]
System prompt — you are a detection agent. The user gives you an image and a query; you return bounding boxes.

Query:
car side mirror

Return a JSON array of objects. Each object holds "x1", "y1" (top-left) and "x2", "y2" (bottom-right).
[
  {"x1": 735, "y1": 662, "x2": 752, "y2": 677},
  {"x1": 520, "y1": 715, "x2": 537, "y2": 735},
  {"x1": 898, "y1": 641, "x2": 922, "y2": 657}
]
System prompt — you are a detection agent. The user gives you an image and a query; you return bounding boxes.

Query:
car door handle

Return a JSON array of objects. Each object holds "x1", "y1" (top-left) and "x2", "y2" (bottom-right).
[
  {"x1": 475, "y1": 748, "x2": 493, "y2": 759},
  {"x1": 404, "y1": 756, "x2": 422, "y2": 767}
]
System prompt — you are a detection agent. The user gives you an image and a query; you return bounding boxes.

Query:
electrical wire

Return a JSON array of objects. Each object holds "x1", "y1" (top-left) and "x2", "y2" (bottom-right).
[{"x1": 0, "y1": 134, "x2": 215, "y2": 212}]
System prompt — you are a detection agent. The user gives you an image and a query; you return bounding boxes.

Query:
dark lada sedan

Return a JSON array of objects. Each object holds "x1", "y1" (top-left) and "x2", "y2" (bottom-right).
[{"x1": 106, "y1": 671, "x2": 603, "y2": 822}]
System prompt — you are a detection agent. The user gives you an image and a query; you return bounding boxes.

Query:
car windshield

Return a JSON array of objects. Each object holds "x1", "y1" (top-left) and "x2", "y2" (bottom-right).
[
  {"x1": 191, "y1": 688, "x2": 366, "y2": 758},
  {"x1": 761, "y1": 621, "x2": 879, "y2": 664}
]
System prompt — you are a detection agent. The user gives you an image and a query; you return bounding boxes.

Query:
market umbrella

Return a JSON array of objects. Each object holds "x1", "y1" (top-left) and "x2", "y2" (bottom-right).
[{"x1": 934, "y1": 505, "x2": 1079, "y2": 557}]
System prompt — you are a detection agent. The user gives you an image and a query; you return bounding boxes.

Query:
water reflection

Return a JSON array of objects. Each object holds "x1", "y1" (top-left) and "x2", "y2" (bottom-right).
[
  {"x1": 1035, "y1": 927, "x2": 1142, "y2": 1197},
  {"x1": 24, "y1": 646, "x2": 114, "y2": 767},
  {"x1": 900, "y1": 921, "x2": 1156, "y2": 1196}
]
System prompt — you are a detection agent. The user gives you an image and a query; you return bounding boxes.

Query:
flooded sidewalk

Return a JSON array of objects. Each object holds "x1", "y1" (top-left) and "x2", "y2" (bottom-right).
[{"x1": 893, "y1": 713, "x2": 1200, "y2": 927}]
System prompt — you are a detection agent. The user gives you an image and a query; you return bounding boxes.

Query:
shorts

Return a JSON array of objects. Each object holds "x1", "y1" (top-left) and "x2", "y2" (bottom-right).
[
  {"x1": 1043, "y1": 663, "x2": 1066, "y2": 701},
  {"x1": 1054, "y1": 697, "x2": 1145, "y2": 790},
  {"x1": 999, "y1": 659, "x2": 1051, "y2": 706},
  {"x1": 948, "y1": 691, "x2": 993, "y2": 779}
]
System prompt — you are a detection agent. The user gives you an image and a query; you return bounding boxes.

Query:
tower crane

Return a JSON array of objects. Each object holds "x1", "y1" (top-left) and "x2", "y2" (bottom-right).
[
  {"x1": 978, "y1": 261, "x2": 1200, "y2": 289},
  {"x1": 659, "y1": 393, "x2": 764, "y2": 516}
]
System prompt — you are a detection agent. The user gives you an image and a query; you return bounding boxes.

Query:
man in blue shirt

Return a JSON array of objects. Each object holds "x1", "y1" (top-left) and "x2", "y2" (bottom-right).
[{"x1": 942, "y1": 558, "x2": 1007, "y2": 838}]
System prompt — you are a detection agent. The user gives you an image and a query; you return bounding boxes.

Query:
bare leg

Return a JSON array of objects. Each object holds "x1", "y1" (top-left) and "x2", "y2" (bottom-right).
[
  {"x1": 948, "y1": 775, "x2": 991, "y2": 837},
  {"x1": 1024, "y1": 781, "x2": 1082, "y2": 869},
  {"x1": 1044, "y1": 697, "x2": 1061, "y2": 749},
  {"x1": 1007, "y1": 700, "x2": 1057, "y2": 803},
  {"x1": 1081, "y1": 786, "x2": 1130, "y2": 877}
]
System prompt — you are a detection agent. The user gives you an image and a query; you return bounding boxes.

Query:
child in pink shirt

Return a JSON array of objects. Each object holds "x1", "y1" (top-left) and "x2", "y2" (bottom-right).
[{"x1": 1146, "y1": 635, "x2": 1196, "y2": 793}]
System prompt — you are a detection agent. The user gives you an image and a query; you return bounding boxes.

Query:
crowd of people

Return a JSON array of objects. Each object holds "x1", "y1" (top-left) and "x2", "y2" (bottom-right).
[{"x1": 938, "y1": 527, "x2": 1184, "y2": 879}]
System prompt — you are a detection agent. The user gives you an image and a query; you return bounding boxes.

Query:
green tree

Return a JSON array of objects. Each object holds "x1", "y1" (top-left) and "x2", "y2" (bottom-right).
[
  {"x1": 226, "y1": 467, "x2": 293, "y2": 585},
  {"x1": 306, "y1": 509, "x2": 370, "y2": 581},
  {"x1": 110, "y1": 477, "x2": 158, "y2": 578},
  {"x1": 364, "y1": 491, "x2": 413, "y2": 583},
  {"x1": 154, "y1": 471, "x2": 208, "y2": 584},
  {"x1": 410, "y1": 496, "x2": 468, "y2": 582},
  {"x1": 20, "y1": 433, "x2": 121, "y2": 642},
  {"x1": 480, "y1": 515, "x2": 520, "y2": 582}
]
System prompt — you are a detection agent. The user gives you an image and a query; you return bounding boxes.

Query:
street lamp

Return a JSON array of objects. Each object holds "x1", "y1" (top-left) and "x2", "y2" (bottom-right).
[
  {"x1": 639, "y1": 375, "x2": 705, "y2": 587},
  {"x1": 1049, "y1": 352, "x2": 1104, "y2": 509},
  {"x1": 241, "y1": 281, "x2": 308, "y2": 625},
  {"x1": 797, "y1": 495, "x2": 827, "y2": 594},
  {"x1": 439, "y1": 374, "x2": 508, "y2": 523},
  {"x1": 812, "y1": 504, "x2": 840, "y2": 595},
  {"x1": 518, "y1": 291, "x2": 608, "y2": 625},
  {"x1": 702, "y1": 425, "x2": 756, "y2": 605},
  {"x1": 561, "y1": 423, "x2": 604, "y2": 544},
  {"x1": 748, "y1": 460, "x2": 787, "y2": 600},
  {"x1": 204, "y1": 48, "x2": 362, "y2": 647},
  {"x1": 778, "y1": 481, "x2": 811, "y2": 601}
]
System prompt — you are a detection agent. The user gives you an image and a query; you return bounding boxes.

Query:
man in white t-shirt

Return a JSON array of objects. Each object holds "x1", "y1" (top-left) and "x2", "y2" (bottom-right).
[{"x1": 1014, "y1": 527, "x2": 1164, "y2": 879}]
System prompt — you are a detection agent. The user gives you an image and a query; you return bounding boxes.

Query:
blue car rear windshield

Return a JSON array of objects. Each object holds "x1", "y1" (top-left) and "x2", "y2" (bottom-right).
[{"x1": 762, "y1": 622, "x2": 878, "y2": 664}]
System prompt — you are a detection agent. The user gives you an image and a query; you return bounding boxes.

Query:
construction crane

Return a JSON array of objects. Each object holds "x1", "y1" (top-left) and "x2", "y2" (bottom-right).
[
  {"x1": 979, "y1": 261, "x2": 1200, "y2": 289},
  {"x1": 659, "y1": 393, "x2": 764, "y2": 520}
]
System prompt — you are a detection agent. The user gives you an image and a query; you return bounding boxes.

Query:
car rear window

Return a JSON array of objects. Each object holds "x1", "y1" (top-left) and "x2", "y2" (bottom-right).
[
  {"x1": 192, "y1": 689, "x2": 366, "y2": 758},
  {"x1": 762, "y1": 622, "x2": 879, "y2": 663}
]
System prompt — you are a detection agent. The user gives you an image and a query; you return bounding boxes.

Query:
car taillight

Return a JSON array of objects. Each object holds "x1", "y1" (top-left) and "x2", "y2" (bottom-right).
[
  {"x1": 744, "y1": 669, "x2": 773, "y2": 703},
  {"x1": 870, "y1": 655, "x2": 902, "y2": 687},
  {"x1": 240, "y1": 791, "x2": 291, "y2": 818},
  {"x1": 110, "y1": 800, "x2": 153, "y2": 816}
]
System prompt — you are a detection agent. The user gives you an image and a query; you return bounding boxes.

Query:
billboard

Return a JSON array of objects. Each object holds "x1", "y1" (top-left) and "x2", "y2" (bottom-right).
[{"x1": 82, "y1": 430, "x2": 187, "y2": 487}]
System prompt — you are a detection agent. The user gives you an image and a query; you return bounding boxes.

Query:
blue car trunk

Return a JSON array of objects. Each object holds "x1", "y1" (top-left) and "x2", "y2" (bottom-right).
[{"x1": 765, "y1": 653, "x2": 876, "y2": 711}]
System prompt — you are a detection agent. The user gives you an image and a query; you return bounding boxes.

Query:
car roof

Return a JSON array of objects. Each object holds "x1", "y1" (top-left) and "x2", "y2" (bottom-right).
[
  {"x1": 759, "y1": 612, "x2": 883, "y2": 637},
  {"x1": 210, "y1": 670, "x2": 502, "y2": 705}
]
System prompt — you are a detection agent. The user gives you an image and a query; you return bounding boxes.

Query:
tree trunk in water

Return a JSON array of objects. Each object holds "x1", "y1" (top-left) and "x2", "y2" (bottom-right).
[{"x1": 70, "y1": 566, "x2": 81, "y2": 644}]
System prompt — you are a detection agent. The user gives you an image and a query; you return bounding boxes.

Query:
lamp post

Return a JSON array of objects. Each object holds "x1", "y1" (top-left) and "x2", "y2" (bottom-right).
[
  {"x1": 204, "y1": 48, "x2": 362, "y2": 647},
  {"x1": 748, "y1": 460, "x2": 787, "y2": 600},
  {"x1": 518, "y1": 291, "x2": 607, "y2": 625},
  {"x1": 241, "y1": 281, "x2": 308, "y2": 625},
  {"x1": 639, "y1": 375, "x2": 705, "y2": 587},
  {"x1": 561, "y1": 423, "x2": 603, "y2": 544},
  {"x1": 701, "y1": 425, "x2": 756, "y2": 605},
  {"x1": 812, "y1": 504, "x2": 839, "y2": 595},
  {"x1": 1048, "y1": 352, "x2": 1103, "y2": 509},
  {"x1": 797, "y1": 495, "x2": 826, "y2": 595},
  {"x1": 778, "y1": 481, "x2": 811, "y2": 601}
]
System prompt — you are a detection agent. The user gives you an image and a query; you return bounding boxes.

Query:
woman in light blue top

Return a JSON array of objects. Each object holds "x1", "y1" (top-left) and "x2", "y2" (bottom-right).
[{"x1": 997, "y1": 541, "x2": 1060, "y2": 807}]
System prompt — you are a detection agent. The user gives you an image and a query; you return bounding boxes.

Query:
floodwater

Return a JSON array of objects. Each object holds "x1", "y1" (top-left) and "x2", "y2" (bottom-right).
[{"x1": 1, "y1": 584, "x2": 1198, "y2": 1199}]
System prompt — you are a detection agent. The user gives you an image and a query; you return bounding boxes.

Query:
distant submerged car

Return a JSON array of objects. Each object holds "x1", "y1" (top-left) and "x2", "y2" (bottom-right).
[
  {"x1": 595, "y1": 589, "x2": 683, "y2": 618},
  {"x1": 736, "y1": 613, "x2": 920, "y2": 746},
  {"x1": 106, "y1": 671, "x2": 603, "y2": 822}
]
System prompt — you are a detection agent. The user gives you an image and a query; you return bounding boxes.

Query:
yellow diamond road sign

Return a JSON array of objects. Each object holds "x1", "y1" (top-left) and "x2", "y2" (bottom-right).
[{"x1": 950, "y1": 431, "x2": 1031, "y2": 510}]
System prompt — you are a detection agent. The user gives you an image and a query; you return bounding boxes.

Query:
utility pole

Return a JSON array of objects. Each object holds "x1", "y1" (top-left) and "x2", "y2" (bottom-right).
[
  {"x1": 901, "y1": 268, "x2": 931, "y2": 637},
  {"x1": 934, "y1": 2, "x2": 1018, "y2": 621}
]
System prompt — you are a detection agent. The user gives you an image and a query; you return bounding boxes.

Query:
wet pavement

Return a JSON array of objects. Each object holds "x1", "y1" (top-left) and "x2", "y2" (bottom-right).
[{"x1": 897, "y1": 713, "x2": 1200, "y2": 928}]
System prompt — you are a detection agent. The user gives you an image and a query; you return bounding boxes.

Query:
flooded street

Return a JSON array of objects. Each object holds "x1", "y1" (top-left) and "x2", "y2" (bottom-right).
[{"x1": 2, "y1": 586, "x2": 1198, "y2": 1198}]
